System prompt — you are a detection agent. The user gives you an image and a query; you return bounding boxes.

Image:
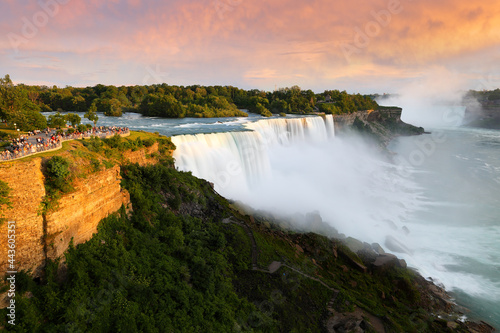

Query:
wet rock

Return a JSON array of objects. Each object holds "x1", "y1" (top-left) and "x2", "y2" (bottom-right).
[
  {"x1": 343, "y1": 237, "x2": 365, "y2": 253},
  {"x1": 371, "y1": 243, "x2": 385, "y2": 254},
  {"x1": 325, "y1": 312, "x2": 364, "y2": 333},
  {"x1": 372, "y1": 253, "x2": 399, "y2": 271},
  {"x1": 384, "y1": 235, "x2": 413, "y2": 255},
  {"x1": 367, "y1": 110, "x2": 382, "y2": 122}
]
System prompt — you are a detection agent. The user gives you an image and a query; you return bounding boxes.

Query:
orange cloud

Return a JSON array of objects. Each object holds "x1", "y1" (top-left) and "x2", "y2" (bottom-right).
[{"x1": 1, "y1": 0, "x2": 499, "y2": 91}]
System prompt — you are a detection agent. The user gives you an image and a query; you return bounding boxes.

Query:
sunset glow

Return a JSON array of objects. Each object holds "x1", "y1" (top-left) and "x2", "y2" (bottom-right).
[{"x1": 1, "y1": 0, "x2": 499, "y2": 92}]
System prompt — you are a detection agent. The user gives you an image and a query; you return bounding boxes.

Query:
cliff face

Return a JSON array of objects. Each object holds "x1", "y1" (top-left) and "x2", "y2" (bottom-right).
[
  {"x1": 0, "y1": 159, "x2": 46, "y2": 276},
  {"x1": 44, "y1": 165, "x2": 130, "y2": 260},
  {"x1": 333, "y1": 109, "x2": 424, "y2": 146},
  {"x1": 0, "y1": 160, "x2": 131, "y2": 277},
  {"x1": 122, "y1": 142, "x2": 159, "y2": 166}
]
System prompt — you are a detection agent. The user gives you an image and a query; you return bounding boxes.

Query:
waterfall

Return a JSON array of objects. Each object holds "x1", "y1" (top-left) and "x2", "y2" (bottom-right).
[
  {"x1": 325, "y1": 114, "x2": 335, "y2": 137},
  {"x1": 172, "y1": 114, "x2": 420, "y2": 248},
  {"x1": 171, "y1": 116, "x2": 335, "y2": 193}
]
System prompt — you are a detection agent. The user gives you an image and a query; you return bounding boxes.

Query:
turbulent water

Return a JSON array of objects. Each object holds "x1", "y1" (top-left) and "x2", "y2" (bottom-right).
[
  {"x1": 46, "y1": 111, "x2": 499, "y2": 327},
  {"x1": 171, "y1": 115, "x2": 500, "y2": 328},
  {"x1": 389, "y1": 128, "x2": 500, "y2": 327}
]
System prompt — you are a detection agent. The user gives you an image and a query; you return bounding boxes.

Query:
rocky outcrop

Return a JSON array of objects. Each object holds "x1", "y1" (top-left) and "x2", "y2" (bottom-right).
[
  {"x1": 0, "y1": 159, "x2": 46, "y2": 276},
  {"x1": 122, "y1": 142, "x2": 159, "y2": 166},
  {"x1": 0, "y1": 160, "x2": 131, "y2": 277},
  {"x1": 44, "y1": 165, "x2": 130, "y2": 260},
  {"x1": 333, "y1": 109, "x2": 425, "y2": 146}
]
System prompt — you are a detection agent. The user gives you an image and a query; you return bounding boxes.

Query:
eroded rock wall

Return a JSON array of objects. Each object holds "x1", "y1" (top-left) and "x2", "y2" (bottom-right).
[
  {"x1": 0, "y1": 160, "x2": 131, "y2": 277},
  {"x1": 44, "y1": 165, "x2": 130, "y2": 260},
  {"x1": 0, "y1": 159, "x2": 46, "y2": 276}
]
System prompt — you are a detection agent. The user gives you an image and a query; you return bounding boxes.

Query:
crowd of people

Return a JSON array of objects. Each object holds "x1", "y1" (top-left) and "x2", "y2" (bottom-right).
[{"x1": 0, "y1": 126, "x2": 130, "y2": 161}]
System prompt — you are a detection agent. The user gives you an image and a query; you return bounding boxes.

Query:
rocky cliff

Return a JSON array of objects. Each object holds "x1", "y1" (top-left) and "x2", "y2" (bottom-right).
[
  {"x1": 44, "y1": 165, "x2": 130, "y2": 260},
  {"x1": 122, "y1": 142, "x2": 160, "y2": 166},
  {"x1": 0, "y1": 160, "x2": 131, "y2": 277},
  {"x1": 0, "y1": 159, "x2": 46, "y2": 276},
  {"x1": 333, "y1": 109, "x2": 425, "y2": 146}
]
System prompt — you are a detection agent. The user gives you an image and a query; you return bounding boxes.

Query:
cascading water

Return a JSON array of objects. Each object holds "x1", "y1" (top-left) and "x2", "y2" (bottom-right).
[
  {"x1": 173, "y1": 115, "x2": 500, "y2": 328},
  {"x1": 172, "y1": 116, "x2": 337, "y2": 195},
  {"x1": 172, "y1": 116, "x2": 418, "y2": 244},
  {"x1": 65, "y1": 109, "x2": 498, "y2": 327}
]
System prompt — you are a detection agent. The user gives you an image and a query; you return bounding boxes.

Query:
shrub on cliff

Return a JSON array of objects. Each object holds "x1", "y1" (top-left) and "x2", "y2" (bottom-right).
[
  {"x1": 82, "y1": 136, "x2": 104, "y2": 152},
  {"x1": 0, "y1": 180, "x2": 12, "y2": 225},
  {"x1": 45, "y1": 156, "x2": 73, "y2": 194},
  {"x1": 0, "y1": 180, "x2": 11, "y2": 207}
]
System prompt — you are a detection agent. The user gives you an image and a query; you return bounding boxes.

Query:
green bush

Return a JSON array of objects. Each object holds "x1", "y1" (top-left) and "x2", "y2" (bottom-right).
[
  {"x1": 82, "y1": 137, "x2": 104, "y2": 153},
  {"x1": 142, "y1": 138, "x2": 155, "y2": 147},
  {"x1": 90, "y1": 158, "x2": 101, "y2": 172},
  {"x1": 0, "y1": 180, "x2": 11, "y2": 207},
  {"x1": 0, "y1": 131, "x2": 10, "y2": 140},
  {"x1": 102, "y1": 160, "x2": 114, "y2": 169},
  {"x1": 0, "y1": 180, "x2": 12, "y2": 224},
  {"x1": 45, "y1": 156, "x2": 72, "y2": 194}
]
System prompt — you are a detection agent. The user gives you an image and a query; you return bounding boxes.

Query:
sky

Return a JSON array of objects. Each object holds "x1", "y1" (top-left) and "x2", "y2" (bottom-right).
[{"x1": 0, "y1": 0, "x2": 500, "y2": 93}]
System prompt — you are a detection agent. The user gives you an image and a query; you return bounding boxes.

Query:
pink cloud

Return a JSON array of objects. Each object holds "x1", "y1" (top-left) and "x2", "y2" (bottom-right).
[{"x1": 1, "y1": 0, "x2": 500, "y2": 91}]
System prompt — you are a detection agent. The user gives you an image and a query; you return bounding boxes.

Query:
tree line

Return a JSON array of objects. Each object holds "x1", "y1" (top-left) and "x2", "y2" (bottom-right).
[{"x1": 0, "y1": 74, "x2": 380, "y2": 131}]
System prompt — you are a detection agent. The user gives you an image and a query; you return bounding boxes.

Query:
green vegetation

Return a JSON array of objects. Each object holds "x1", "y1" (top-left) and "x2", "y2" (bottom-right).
[
  {"x1": 0, "y1": 75, "x2": 47, "y2": 131},
  {"x1": 84, "y1": 104, "x2": 99, "y2": 127},
  {"x1": 1, "y1": 152, "x2": 474, "y2": 332},
  {"x1": 0, "y1": 180, "x2": 11, "y2": 207},
  {"x1": 0, "y1": 180, "x2": 12, "y2": 225},
  {"x1": 0, "y1": 74, "x2": 379, "y2": 130},
  {"x1": 65, "y1": 113, "x2": 82, "y2": 127},
  {"x1": 2, "y1": 162, "x2": 261, "y2": 332},
  {"x1": 41, "y1": 156, "x2": 74, "y2": 212},
  {"x1": 47, "y1": 112, "x2": 66, "y2": 129},
  {"x1": 465, "y1": 88, "x2": 500, "y2": 105}
]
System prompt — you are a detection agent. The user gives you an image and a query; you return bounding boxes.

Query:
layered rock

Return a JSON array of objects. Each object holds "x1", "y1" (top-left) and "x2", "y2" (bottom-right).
[
  {"x1": 45, "y1": 165, "x2": 130, "y2": 260},
  {"x1": 122, "y1": 142, "x2": 159, "y2": 166},
  {"x1": 0, "y1": 159, "x2": 131, "y2": 277},
  {"x1": 333, "y1": 109, "x2": 424, "y2": 146},
  {"x1": 0, "y1": 159, "x2": 46, "y2": 276}
]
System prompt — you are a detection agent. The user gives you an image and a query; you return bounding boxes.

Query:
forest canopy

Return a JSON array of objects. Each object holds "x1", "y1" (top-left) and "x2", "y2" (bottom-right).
[{"x1": 0, "y1": 74, "x2": 379, "y2": 130}]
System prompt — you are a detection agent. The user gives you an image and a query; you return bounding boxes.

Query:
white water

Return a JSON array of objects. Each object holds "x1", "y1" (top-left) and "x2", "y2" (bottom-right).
[
  {"x1": 172, "y1": 115, "x2": 419, "y2": 244},
  {"x1": 172, "y1": 115, "x2": 500, "y2": 328}
]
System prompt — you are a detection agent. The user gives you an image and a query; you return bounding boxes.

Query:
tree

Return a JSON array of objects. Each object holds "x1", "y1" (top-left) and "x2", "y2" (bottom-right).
[
  {"x1": 15, "y1": 110, "x2": 47, "y2": 131},
  {"x1": 47, "y1": 112, "x2": 66, "y2": 129},
  {"x1": 0, "y1": 74, "x2": 18, "y2": 121},
  {"x1": 139, "y1": 94, "x2": 185, "y2": 118},
  {"x1": 65, "y1": 113, "x2": 81, "y2": 127},
  {"x1": 318, "y1": 103, "x2": 342, "y2": 115},
  {"x1": 85, "y1": 104, "x2": 99, "y2": 127},
  {"x1": 105, "y1": 98, "x2": 123, "y2": 117}
]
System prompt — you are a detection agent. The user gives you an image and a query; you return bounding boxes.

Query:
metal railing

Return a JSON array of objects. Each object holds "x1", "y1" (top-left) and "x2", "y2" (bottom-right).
[{"x1": 0, "y1": 128, "x2": 130, "y2": 162}]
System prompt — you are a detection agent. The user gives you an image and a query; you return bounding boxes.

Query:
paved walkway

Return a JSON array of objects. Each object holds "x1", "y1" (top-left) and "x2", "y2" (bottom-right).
[{"x1": 0, "y1": 128, "x2": 129, "y2": 162}]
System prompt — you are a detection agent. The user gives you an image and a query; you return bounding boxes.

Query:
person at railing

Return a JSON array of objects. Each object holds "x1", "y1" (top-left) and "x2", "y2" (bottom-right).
[{"x1": 1, "y1": 126, "x2": 130, "y2": 161}]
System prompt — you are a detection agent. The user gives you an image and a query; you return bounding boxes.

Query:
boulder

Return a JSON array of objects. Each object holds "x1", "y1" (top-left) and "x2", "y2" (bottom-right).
[
  {"x1": 343, "y1": 237, "x2": 365, "y2": 253},
  {"x1": 372, "y1": 253, "x2": 399, "y2": 271},
  {"x1": 385, "y1": 235, "x2": 413, "y2": 255},
  {"x1": 371, "y1": 243, "x2": 385, "y2": 254}
]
